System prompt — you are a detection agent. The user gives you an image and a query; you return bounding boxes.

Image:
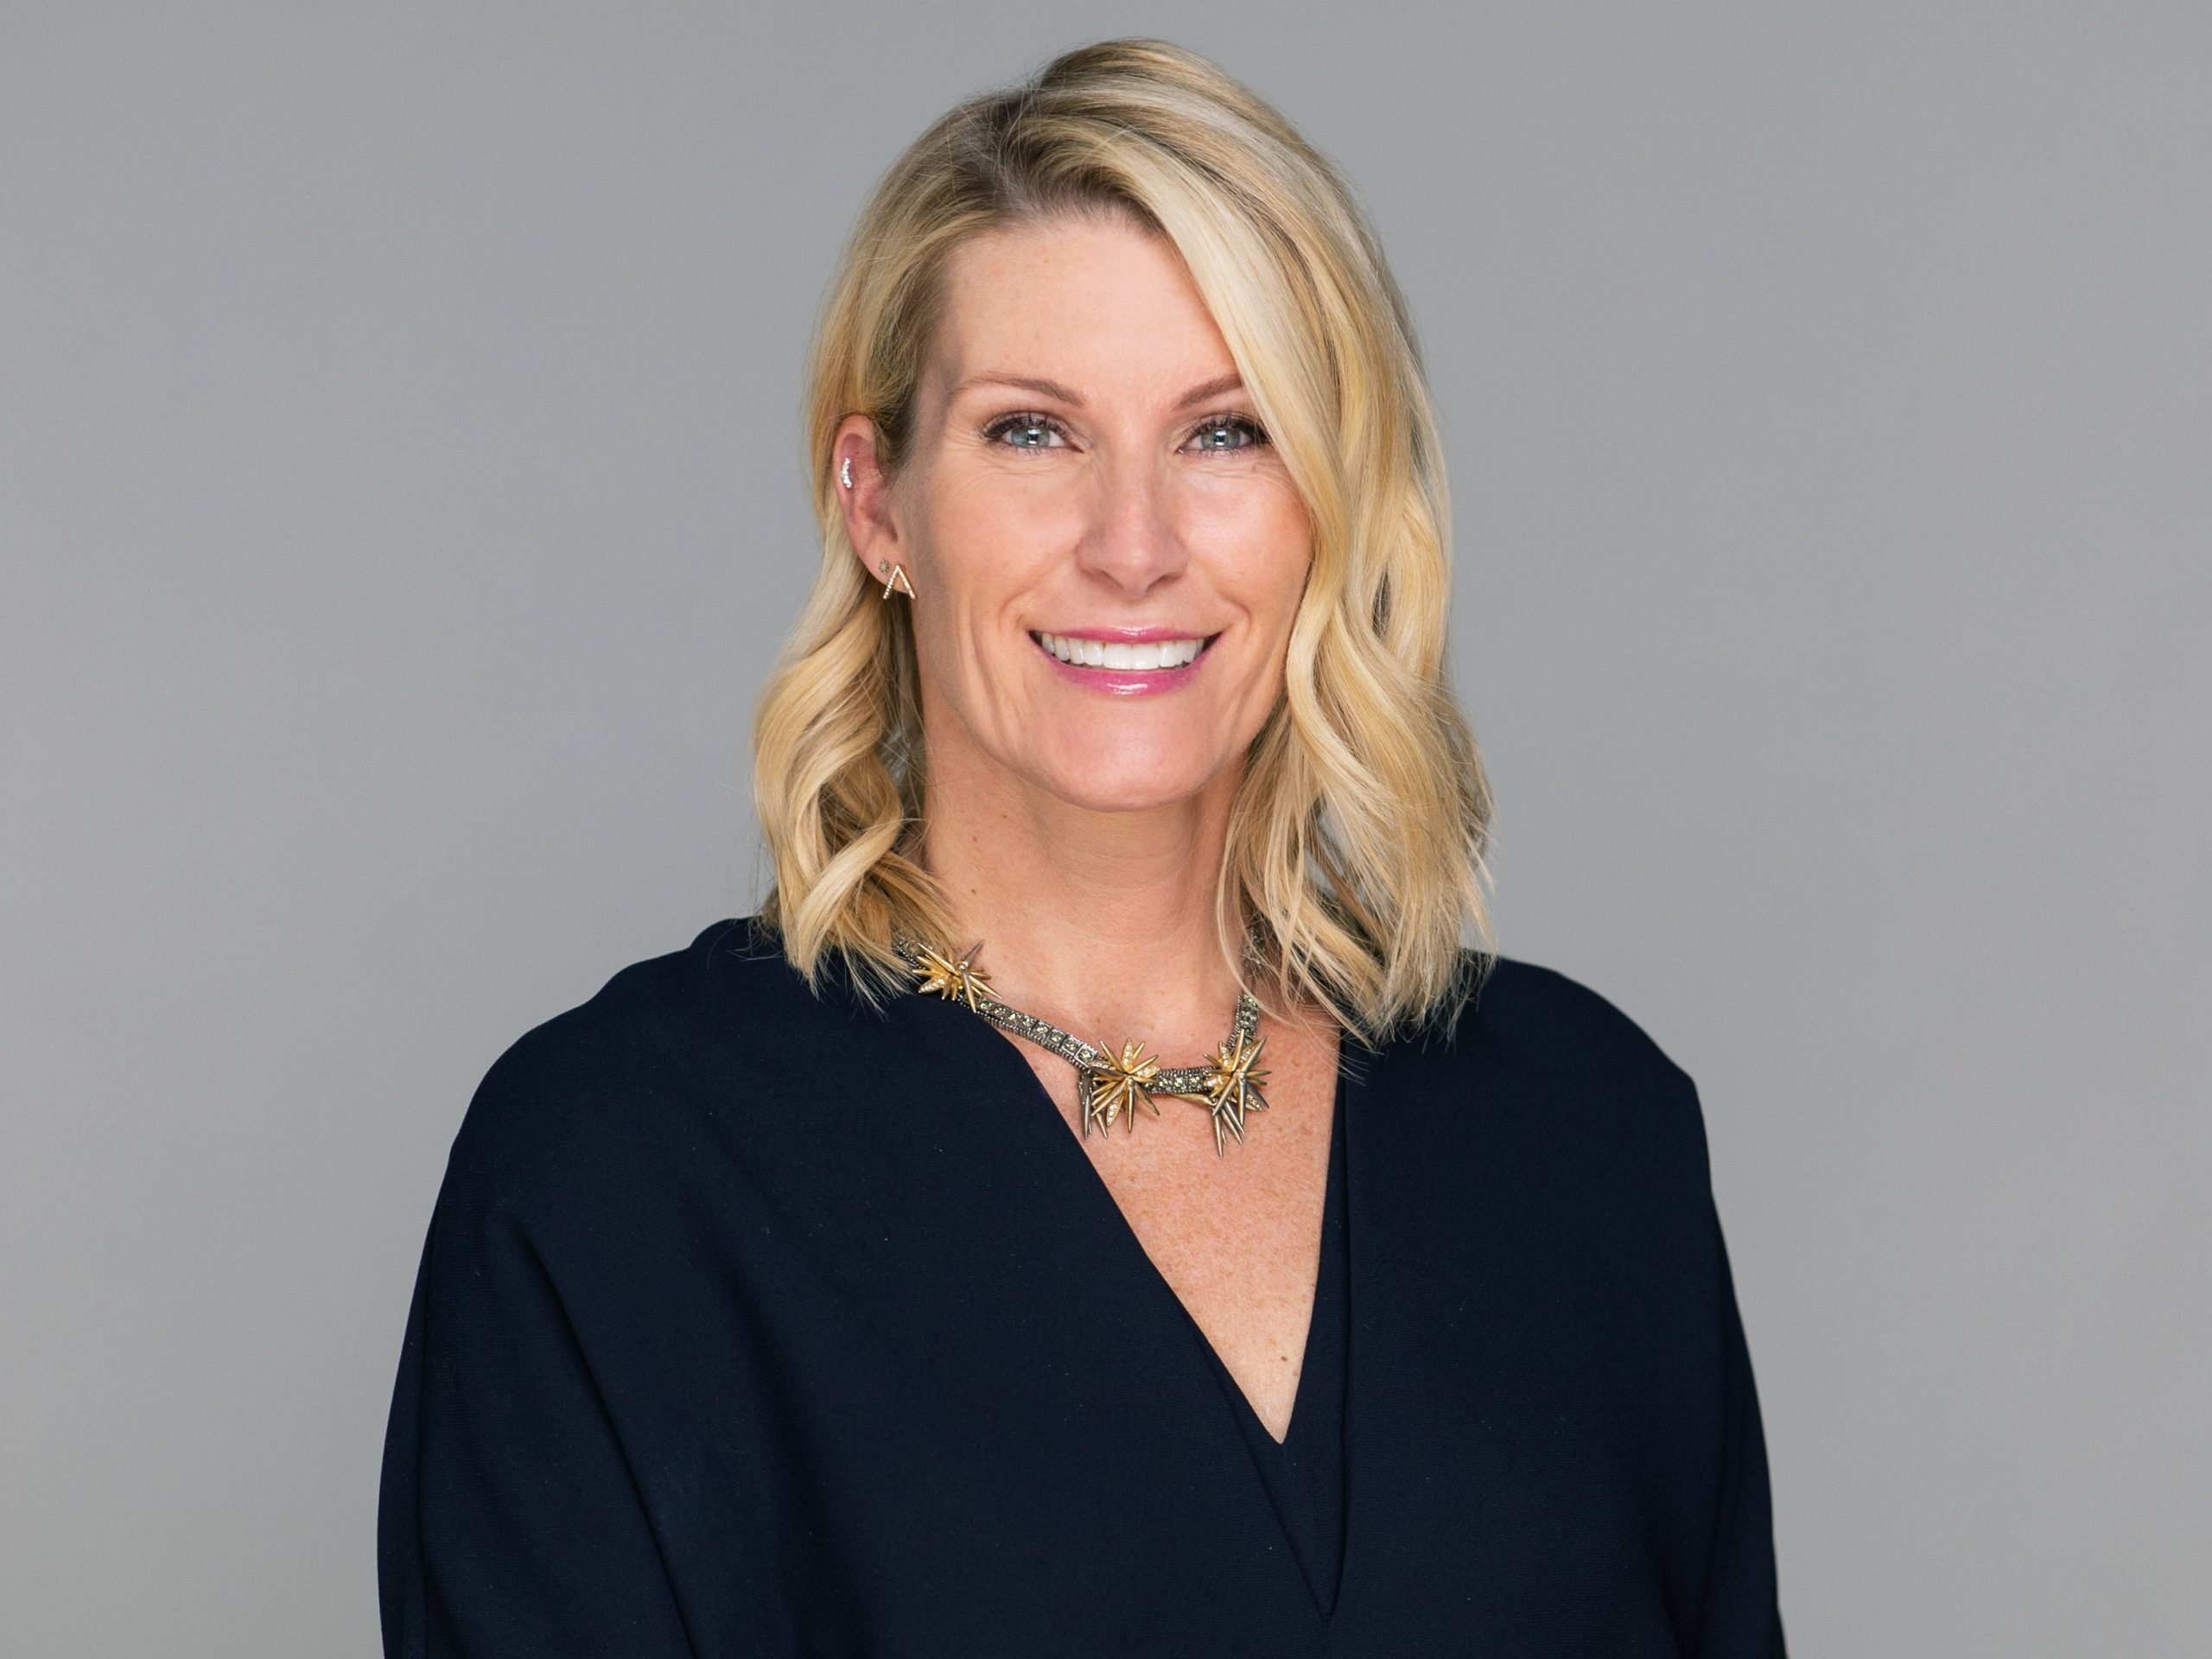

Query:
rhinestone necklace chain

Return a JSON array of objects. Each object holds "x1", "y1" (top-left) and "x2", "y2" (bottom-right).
[{"x1": 891, "y1": 931, "x2": 1273, "y2": 1157}]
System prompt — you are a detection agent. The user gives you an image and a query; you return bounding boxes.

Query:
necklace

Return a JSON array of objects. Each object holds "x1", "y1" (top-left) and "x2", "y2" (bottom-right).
[{"x1": 891, "y1": 931, "x2": 1272, "y2": 1157}]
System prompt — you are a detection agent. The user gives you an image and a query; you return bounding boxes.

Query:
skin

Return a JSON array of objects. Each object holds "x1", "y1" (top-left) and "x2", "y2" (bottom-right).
[{"x1": 833, "y1": 210, "x2": 1343, "y2": 1444}]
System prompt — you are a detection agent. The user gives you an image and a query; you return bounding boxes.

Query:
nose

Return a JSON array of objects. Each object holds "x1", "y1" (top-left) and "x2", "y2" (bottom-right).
[{"x1": 1073, "y1": 451, "x2": 1187, "y2": 598}]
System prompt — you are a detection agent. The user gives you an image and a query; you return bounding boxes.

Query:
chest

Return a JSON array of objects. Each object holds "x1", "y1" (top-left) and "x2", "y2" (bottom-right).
[
  {"x1": 1009, "y1": 1011, "x2": 1342, "y2": 1441},
  {"x1": 593, "y1": 1007, "x2": 1713, "y2": 1655}
]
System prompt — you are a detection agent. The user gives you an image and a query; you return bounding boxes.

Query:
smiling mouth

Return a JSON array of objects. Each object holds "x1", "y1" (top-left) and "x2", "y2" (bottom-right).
[{"x1": 1028, "y1": 631, "x2": 1219, "y2": 670}]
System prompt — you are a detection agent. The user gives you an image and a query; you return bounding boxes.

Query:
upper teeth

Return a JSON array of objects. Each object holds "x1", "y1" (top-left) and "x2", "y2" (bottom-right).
[{"x1": 1036, "y1": 632, "x2": 1205, "y2": 670}]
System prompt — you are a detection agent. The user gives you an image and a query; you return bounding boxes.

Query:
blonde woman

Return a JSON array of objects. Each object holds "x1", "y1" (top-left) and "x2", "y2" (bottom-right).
[{"x1": 379, "y1": 37, "x2": 1784, "y2": 1656}]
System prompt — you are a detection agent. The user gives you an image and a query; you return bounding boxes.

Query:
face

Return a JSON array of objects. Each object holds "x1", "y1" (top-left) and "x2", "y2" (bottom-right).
[{"x1": 837, "y1": 212, "x2": 1313, "y2": 817}]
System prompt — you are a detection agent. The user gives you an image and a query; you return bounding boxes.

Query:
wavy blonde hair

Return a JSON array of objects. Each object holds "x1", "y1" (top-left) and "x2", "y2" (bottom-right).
[{"x1": 753, "y1": 37, "x2": 1496, "y2": 1041}]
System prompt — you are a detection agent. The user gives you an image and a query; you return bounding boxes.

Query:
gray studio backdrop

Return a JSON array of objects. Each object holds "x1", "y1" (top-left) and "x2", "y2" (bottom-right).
[{"x1": 4, "y1": 5, "x2": 2206, "y2": 1654}]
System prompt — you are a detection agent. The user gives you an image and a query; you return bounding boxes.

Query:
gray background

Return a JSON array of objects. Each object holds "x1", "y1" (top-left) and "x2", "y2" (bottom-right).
[{"x1": 4, "y1": 4, "x2": 2205, "y2": 1653}]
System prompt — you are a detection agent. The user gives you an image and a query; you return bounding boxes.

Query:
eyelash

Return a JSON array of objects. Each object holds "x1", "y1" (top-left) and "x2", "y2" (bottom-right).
[{"x1": 979, "y1": 410, "x2": 1269, "y2": 454}]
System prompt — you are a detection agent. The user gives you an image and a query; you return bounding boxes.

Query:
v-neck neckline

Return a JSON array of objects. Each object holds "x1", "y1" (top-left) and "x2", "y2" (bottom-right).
[
  {"x1": 1195, "y1": 1070, "x2": 1351, "y2": 1618},
  {"x1": 1192, "y1": 1068, "x2": 1344, "y2": 1434},
  {"x1": 922, "y1": 986, "x2": 1359, "y2": 1623}
]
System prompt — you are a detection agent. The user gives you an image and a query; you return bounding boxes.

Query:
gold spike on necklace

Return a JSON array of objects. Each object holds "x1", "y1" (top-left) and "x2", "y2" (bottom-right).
[{"x1": 893, "y1": 932, "x2": 1272, "y2": 1157}]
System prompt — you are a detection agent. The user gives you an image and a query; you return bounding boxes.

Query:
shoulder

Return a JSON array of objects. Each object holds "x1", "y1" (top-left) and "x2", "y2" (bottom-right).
[
  {"x1": 1370, "y1": 949, "x2": 1713, "y2": 1194},
  {"x1": 1454, "y1": 952, "x2": 1692, "y2": 1088},
  {"x1": 441, "y1": 916, "x2": 853, "y2": 1214}
]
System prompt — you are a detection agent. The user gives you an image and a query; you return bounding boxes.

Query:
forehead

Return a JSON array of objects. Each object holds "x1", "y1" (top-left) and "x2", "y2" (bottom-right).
[{"x1": 927, "y1": 213, "x2": 1239, "y2": 401}]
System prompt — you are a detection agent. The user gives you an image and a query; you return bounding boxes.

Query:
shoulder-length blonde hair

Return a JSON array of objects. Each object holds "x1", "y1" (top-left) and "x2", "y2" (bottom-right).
[{"x1": 753, "y1": 36, "x2": 1495, "y2": 1042}]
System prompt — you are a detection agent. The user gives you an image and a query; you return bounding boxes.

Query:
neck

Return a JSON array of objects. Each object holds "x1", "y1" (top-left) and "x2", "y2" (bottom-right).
[{"x1": 917, "y1": 736, "x2": 1251, "y2": 1051}]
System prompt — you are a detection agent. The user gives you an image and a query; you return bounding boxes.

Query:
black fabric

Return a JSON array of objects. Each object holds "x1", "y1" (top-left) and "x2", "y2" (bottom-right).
[
  {"x1": 1198, "y1": 1070, "x2": 1349, "y2": 1618},
  {"x1": 378, "y1": 917, "x2": 1785, "y2": 1656}
]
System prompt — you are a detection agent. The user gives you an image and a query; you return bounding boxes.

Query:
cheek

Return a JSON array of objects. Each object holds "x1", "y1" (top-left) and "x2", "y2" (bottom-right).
[
  {"x1": 1230, "y1": 493, "x2": 1315, "y2": 639},
  {"x1": 906, "y1": 486, "x2": 1058, "y2": 722},
  {"x1": 921, "y1": 470, "x2": 1070, "y2": 606},
  {"x1": 1198, "y1": 505, "x2": 1310, "y2": 730}
]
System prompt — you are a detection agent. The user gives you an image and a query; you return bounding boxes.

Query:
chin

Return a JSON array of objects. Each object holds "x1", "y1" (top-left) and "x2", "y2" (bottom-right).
[{"x1": 1029, "y1": 751, "x2": 1222, "y2": 816}]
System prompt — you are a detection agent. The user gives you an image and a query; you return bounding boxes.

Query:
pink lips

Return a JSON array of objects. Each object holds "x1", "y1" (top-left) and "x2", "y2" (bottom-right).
[{"x1": 1030, "y1": 629, "x2": 1219, "y2": 697}]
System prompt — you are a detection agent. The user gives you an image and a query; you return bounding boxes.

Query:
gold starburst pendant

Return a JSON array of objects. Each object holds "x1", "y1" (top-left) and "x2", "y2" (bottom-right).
[
  {"x1": 1082, "y1": 1039, "x2": 1162, "y2": 1137},
  {"x1": 907, "y1": 941, "x2": 992, "y2": 1012},
  {"x1": 889, "y1": 928, "x2": 1273, "y2": 1157},
  {"x1": 1198, "y1": 1030, "x2": 1271, "y2": 1158}
]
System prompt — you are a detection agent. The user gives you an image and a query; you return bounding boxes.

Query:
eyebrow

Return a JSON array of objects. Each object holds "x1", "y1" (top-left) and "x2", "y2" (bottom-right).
[{"x1": 949, "y1": 370, "x2": 1248, "y2": 410}]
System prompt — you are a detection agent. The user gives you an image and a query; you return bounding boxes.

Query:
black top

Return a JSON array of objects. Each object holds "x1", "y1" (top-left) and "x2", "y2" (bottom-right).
[
  {"x1": 1205, "y1": 1065, "x2": 1349, "y2": 1612},
  {"x1": 378, "y1": 918, "x2": 1784, "y2": 1656}
]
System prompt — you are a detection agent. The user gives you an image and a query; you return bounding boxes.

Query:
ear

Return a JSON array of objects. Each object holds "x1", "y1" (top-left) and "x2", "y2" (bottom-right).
[{"x1": 832, "y1": 416, "x2": 905, "y2": 588}]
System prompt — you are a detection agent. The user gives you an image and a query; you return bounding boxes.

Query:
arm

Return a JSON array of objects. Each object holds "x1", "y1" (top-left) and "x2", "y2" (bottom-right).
[
  {"x1": 377, "y1": 1162, "x2": 696, "y2": 1658},
  {"x1": 1692, "y1": 1208, "x2": 1788, "y2": 1658}
]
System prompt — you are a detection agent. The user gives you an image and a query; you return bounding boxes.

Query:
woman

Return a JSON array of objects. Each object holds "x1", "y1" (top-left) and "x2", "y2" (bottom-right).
[{"x1": 378, "y1": 37, "x2": 1784, "y2": 1656}]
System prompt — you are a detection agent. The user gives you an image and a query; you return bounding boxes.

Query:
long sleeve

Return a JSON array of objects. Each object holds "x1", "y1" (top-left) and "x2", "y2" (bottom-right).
[
  {"x1": 377, "y1": 1154, "x2": 695, "y2": 1657},
  {"x1": 1692, "y1": 1211, "x2": 1787, "y2": 1657}
]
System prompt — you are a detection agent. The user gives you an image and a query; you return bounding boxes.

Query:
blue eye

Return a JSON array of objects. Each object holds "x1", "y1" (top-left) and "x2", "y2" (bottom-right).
[
  {"x1": 982, "y1": 414, "x2": 1067, "y2": 450},
  {"x1": 979, "y1": 411, "x2": 1269, "y2": 453},
  {"x1": 1186, "y1": 415, "x2": 1268, "y2": 452}
]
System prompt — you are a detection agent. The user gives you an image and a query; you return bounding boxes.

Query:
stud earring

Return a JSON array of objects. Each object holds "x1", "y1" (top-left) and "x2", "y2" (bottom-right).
[
  {"x1": 840, "y1": 457, "x2": 854, "y2": 490},
  {"x1": 877, "y1": 561, "x2": 916, "y2": 600}
]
